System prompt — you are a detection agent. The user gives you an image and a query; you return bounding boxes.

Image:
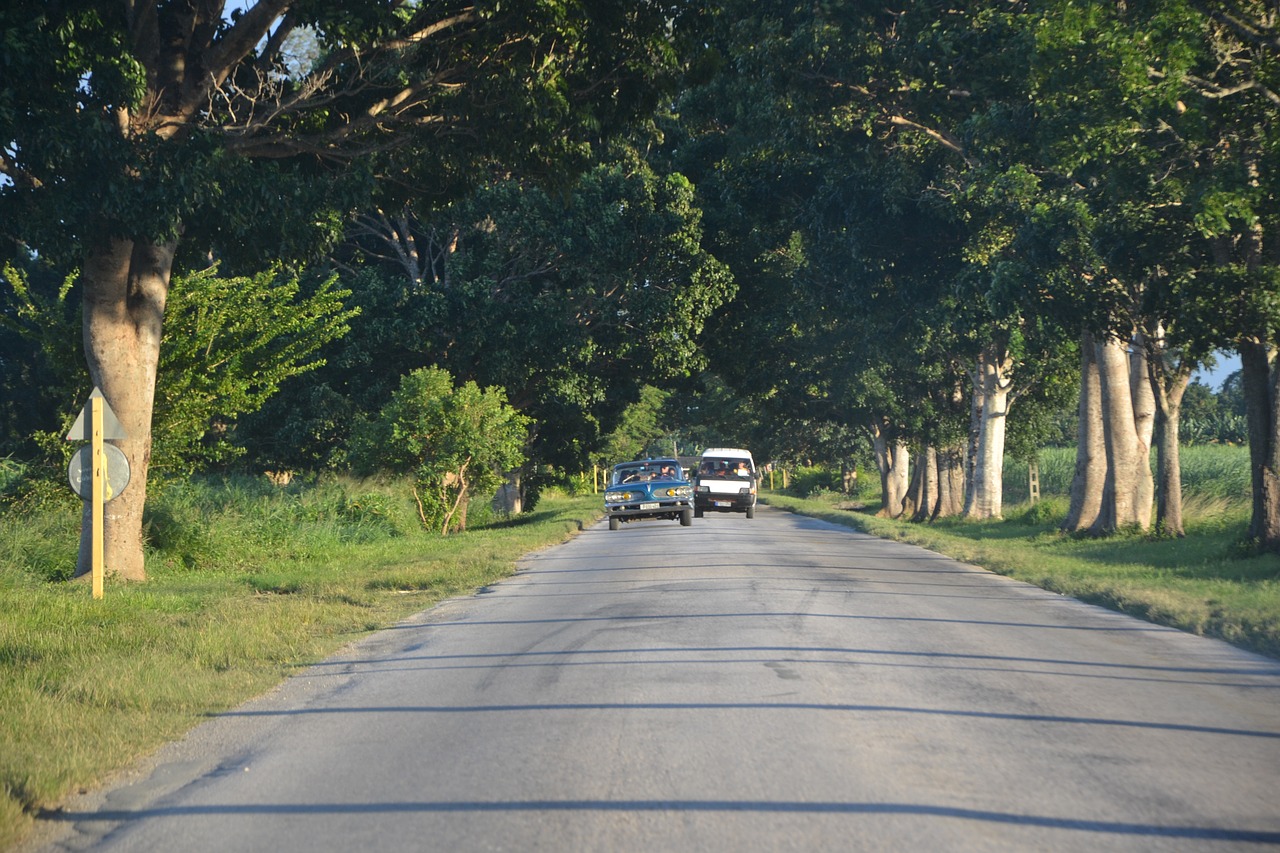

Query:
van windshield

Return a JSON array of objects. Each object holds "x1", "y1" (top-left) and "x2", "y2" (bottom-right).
[{"x1": 697, "y1": 459, "x2": 753, "y2": 480}]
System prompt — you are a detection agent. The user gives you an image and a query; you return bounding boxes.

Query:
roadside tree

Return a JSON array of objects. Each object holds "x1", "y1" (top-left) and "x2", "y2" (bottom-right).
[
  {"x1": 242, "y1": 145, "x2": 735, "y2": 480},
  {"x1": 347, "y1": 367, "x2": 528, "y2": 534},
  {"x1": 0, "y1": 0, "x2": 692, "y2": 578}
]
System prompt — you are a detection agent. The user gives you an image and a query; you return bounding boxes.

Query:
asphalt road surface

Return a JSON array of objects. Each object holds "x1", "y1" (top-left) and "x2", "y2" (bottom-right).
[{"x1": 33, "y1": 505, "x2": 1280, "y2": 852}]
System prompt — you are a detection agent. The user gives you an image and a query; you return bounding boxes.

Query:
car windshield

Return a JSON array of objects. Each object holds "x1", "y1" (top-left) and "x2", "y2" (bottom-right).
[
  {"x1": 697, "y1": 459, "x2": 753, "y2": 480},
  {"x1": 611, "y1": 462, "x2": 682, "y2": 485}
]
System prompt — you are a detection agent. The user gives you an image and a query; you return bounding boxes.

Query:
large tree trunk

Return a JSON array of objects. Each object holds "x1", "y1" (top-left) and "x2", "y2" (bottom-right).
[
  {"x1": 493, "y1": 470, "x2": 523, "y2": 515},
  {"x1": 1090, "y1": 333, "x2": 1153, "y2": 534},
  {"x1": 933, "y1": 445, "x2": 966, "y2": 520},
  {"x1": 964, "y1": 381, "x2": 982, "y2": 512},
  {"x1": 965, "y1": 346, "x2": 1013, "y2": 520},
  {"x1": 1152, "y1": 382, "x2": 1189, "y2": 537},
  {"x1": 1065, "y1": 329, "x2": 1106, "y2": 531},
  {"x1": 1145, "y1": 326, "x2": 1192, "y2": 537},
  {"x1": 1235, "y1": 138, "x2": 1280, "y2": 548},
  {"x1": 1240, "y1": 340, "x2": 1280, "y2": 547},
  {"x1": 909, "y1": 446, "x2": 938, "y2": 523},
  {"x1": 76, "y1": 236, "x2": 175, "y2": 581},
  {"x1": 1129, "y1": 335, "x2": 1156, "y2": 528},
  {"x1": 872, "y1": 424, "x2": 911, "y2": 519}
]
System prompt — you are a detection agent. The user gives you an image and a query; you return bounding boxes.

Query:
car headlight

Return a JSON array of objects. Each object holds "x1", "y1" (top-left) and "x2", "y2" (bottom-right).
[
  {"x1": 667, "y1": 485, "x2": 693, "y2": 498},
  {"x1": 605, "y1": 491, "x2": 631, "y2": 503}
]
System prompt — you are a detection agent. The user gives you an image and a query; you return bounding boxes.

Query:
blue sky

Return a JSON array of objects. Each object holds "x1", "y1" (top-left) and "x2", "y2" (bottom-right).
[{"x1": 1193, "y1": 351, "x2": 1240, "y2": 391}]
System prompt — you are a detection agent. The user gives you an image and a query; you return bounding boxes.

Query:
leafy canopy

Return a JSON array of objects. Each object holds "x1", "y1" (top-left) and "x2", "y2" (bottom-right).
[{"x1": 0, "y1": 263, "x2": 355, "y2": 474}]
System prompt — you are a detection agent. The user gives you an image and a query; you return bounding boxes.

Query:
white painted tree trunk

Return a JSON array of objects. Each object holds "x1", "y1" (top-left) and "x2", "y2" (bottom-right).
[
  {"x1": 1129, "y1": 334, "x2": 1156, "y2": 529},
  {"x1": 872, "y1": 423, "x2": 911, "y2": 519},
  {"x1": 887, "y1": 440, "x2": 910, "y2": 518},
  {"x1": 1091, "y1": 333, "x2": 1153, "y2": 533},
  {"x1": 965, "y1": 347, "x2": 1013, "y2": 520}
]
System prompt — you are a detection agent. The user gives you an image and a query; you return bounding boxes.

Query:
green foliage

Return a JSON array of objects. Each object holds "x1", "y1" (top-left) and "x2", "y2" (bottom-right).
[
  {"x1": 0, "y1": 490, "x2": 79, "y2": 581},
  {"x1": 429, "y1": 147, "x2": 735, "y2": 468},
  {"x1": 0, "y1": 264, "x2": 356, "y2": 475},
  {"x1": 137, "y1": 474, "x2": 422, "y2": 572},
  {"x1": 0, "y1": 263, "x2": 85, "y2": 458},
  {"x1": 664, "y1": 0, "x2": 1082, "y2": 469},
  {"x1": 232, "y1": 265, "x2": 438, "y2": 472},
  {"x1": 239, "y1": 145, "x2": 736, "y2": 474},
  {"x1": 157, "y1": 267, "x2": 357, "y2": 472},
  {"x1": 347, "y1": 367, "x2": 530, "y2": 534},
  {"x1": 0, "y1": 458, "x2": 21, "y2": 493},
  {"x1": 595, "y1": 386, "x2": 671, "y2": 466},
  {"x1": 0, "y1": 1, "x2": 693, "y2": 267},
  {"x1": 786, "y1": 465, "x2": 845, "y2": 499},
  {"x1": 1181, "y1": 412, "x2": 1249, "y2": 446}
]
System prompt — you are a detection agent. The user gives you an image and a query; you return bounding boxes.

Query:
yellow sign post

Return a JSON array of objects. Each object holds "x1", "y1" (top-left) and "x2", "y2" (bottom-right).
[
  {"x1": 91, "y1": 396, "x2": 104, "y2": 598},
  {"x1": 66, "y1": 388, "x2": 129, "y2": 598}
]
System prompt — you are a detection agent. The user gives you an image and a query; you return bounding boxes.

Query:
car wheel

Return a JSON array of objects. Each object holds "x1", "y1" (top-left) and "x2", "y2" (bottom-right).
[
  {"x1": 681, "y1": 508, "x2": 693, "y2": 526},
  {"x1": 746, "y1": 505, "x2": 755, "y2": 519},
  {"x1": 609, "y1": 516, "x2": 620, "y2": 531}
]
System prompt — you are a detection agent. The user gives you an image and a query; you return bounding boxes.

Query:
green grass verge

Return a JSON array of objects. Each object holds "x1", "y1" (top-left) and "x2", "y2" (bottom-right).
[
  {"x1": 0, "y1": 482, "x2": 601, "y2": 851},
  {"x1": 760, "y1": 491, "x2": 1280, "y2": 661}
]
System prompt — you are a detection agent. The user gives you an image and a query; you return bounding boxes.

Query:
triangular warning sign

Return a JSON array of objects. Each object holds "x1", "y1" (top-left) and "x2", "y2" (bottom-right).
[{"x1": 66, "y1": 387, "x2": 128, "y2": 441}]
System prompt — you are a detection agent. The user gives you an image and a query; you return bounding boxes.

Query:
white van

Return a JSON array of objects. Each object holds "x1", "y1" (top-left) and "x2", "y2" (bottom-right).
[{"x1": 693, "y1": 448, "x2": 757, "y2": 519}]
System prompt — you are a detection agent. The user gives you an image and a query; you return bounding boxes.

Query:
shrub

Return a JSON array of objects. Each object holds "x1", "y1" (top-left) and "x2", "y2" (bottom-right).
[
  {"x1": 787, "y1": 465, "x2": 843, "y2": 498},
  {"x1": 347, "y1": 367, "x2": 530, "y2": 535}
]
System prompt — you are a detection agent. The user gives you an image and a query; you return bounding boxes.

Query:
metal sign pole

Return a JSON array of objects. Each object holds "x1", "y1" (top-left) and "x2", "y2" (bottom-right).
[{"x1": 92, "y1": 396, "x2": 104, "y2": 599}]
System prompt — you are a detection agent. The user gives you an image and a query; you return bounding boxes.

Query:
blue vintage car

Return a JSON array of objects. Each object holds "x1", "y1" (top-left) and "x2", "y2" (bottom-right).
[{"x1": 603, "y1": 458, "x2": 694, "y2": 531}]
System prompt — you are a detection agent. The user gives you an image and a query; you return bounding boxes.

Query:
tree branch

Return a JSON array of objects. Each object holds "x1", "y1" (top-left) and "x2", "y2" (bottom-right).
[
  {"x1": 1184, "y1": 73, "x2": 1280, "y2": 105},
  {"x1": 887, "y1": 115, "x2": 975, "y2": 164},
  {"x1": 1193, "y1": 2, "x2": 1280, "y2": 54},
  {"x1": 204, "y1": 0, "x2": 293, "y2": 89}
]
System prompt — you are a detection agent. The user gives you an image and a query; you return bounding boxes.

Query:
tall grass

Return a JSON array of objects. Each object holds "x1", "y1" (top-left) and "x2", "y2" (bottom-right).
[{"x1": 1002, "y1": 444, "x2": 1250, "y2": 504}]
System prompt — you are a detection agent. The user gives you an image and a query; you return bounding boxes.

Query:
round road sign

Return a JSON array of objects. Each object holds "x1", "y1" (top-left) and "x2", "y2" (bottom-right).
[{"x1": 67, "y1": 444, "x2": 131, "y2": 502}]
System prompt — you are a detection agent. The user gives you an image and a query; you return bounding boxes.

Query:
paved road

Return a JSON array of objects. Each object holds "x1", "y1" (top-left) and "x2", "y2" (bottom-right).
[{"x1": 35, "y1": 506, "x2": 1280, "y2": 852}]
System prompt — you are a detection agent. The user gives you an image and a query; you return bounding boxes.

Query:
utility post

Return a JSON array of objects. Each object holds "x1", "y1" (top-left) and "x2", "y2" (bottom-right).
[{"x1": 66, "y1": 388, "x2": 130, "y2": 598}]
